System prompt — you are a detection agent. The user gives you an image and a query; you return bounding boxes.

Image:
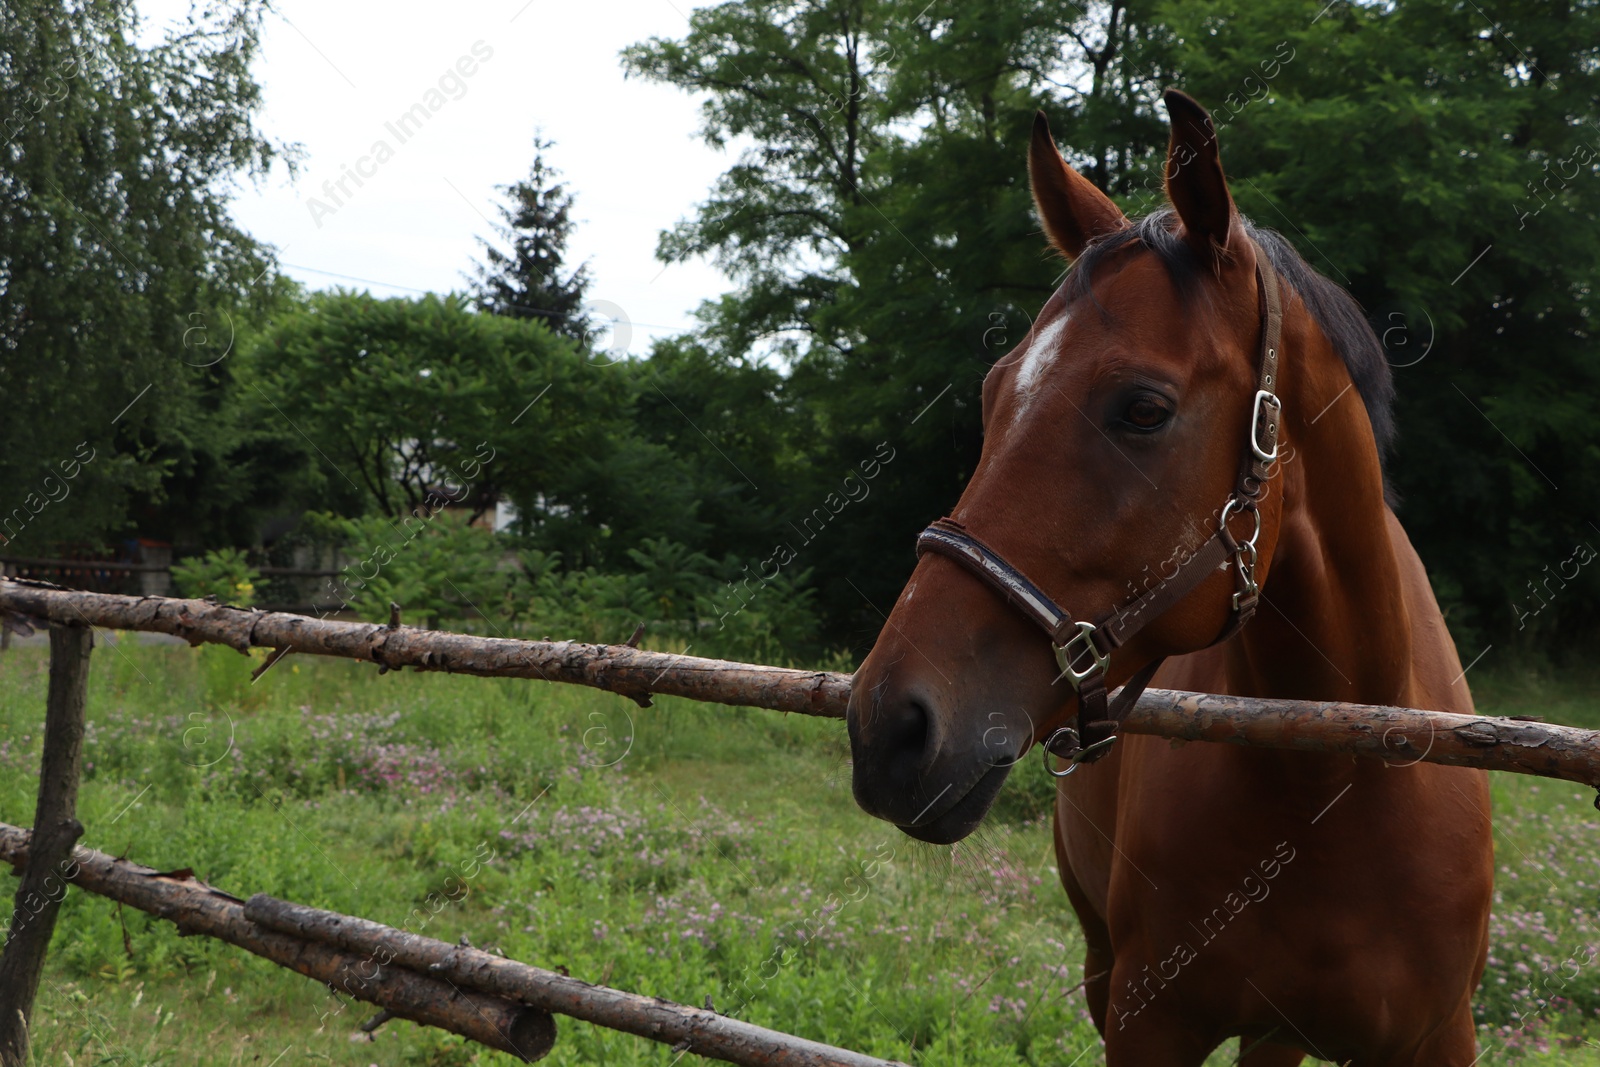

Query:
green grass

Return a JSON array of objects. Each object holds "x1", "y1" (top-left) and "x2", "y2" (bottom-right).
[{"x1": 0, "y1": 639, "x2": 1595, "y2": 1065}]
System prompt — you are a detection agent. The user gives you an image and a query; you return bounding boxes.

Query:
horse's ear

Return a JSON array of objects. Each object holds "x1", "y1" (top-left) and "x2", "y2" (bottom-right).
[
  {"x1": 1029, "y1": 111, "x2": 1127, "y2": 259},
  {"x1": 1162, "y1": 89, "x2": 1236, "y2": 260}
]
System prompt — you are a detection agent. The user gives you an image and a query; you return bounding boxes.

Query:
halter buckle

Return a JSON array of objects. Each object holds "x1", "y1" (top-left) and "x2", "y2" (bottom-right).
[
  {"x1": 1042, "y1": 726, "x2": 1118, "y2": 778},
  {"x1": 1053, "y1": 621, "x2": 1109, "y2": 691},
  {"x1": 1250, "y1": 389, "x2": 1282, "y2": 464}
]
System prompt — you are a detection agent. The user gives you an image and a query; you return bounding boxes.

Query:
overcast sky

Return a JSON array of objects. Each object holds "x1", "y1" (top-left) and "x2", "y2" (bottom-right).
[{"x1": 134, "y1": 0, "x2": 734, "y2": 354}]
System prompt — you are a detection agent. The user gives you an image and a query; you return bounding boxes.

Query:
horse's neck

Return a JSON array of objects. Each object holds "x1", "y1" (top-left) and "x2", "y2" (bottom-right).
[{"x1": 1230, "y1": 331, "x2": 1414, "y2": 710}]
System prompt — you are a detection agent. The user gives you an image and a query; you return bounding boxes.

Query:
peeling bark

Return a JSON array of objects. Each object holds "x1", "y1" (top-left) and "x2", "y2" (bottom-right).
[
  {"x1": 0, "y1": 824, "x2": 554, "y2": 1061},
  {"x1": 1124, "y1": 688, "x2": 1600, "y2": 790},
  {"x1": 244, "y1": 894, "x2": 910, "y2": 1067},
  {"x1": 0, "y1": 580, "x2": 848, "y2": 717},
  {"x1": 3, "y1": 580, "x2": 1596, "y2": 790}
]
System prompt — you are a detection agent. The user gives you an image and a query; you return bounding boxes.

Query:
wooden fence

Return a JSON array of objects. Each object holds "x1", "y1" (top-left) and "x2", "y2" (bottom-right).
[
  {"x1": 0, "y1": 577, "x2": 1596, "y2": 1064},
  {"x1": 0, "y1": 555, "x2": 345, "y2": 614}
]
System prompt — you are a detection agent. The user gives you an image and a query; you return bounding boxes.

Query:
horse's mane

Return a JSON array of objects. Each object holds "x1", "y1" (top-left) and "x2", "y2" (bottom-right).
[{"x1": 1062, "y1": 209, "x2": 1396, "y2": 469}]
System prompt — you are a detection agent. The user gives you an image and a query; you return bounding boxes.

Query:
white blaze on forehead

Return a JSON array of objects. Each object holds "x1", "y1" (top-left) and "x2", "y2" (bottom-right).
[{"x1": 1012, "y1": 310, "x2": 1070, "y2": 411}]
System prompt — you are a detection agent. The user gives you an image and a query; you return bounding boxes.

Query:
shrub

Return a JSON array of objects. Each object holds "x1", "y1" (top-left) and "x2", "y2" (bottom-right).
[{"x1": 170, "y1": 548, "x2": 260, "y2": 606}]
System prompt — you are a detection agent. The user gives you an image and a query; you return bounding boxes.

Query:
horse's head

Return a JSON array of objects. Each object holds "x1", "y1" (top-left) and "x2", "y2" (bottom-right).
[{"x1": 849, "y1": 91, "x2": 1299, "y2": 843}]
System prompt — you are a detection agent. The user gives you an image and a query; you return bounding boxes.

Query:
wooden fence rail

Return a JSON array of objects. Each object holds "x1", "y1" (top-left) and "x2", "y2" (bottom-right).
[
  {"x1": 3, "y1": 579, "x2": 1598, "y2": 791},
  {"x1": 2, "y1": 577, "x2": 1598, "y2": 1063},
  {"x1": 0, "y1": 822, "x2": 557, "y2": 1060},
  {"x1": 0, "y1": 822, "x2": 904, "y2": 1067}
]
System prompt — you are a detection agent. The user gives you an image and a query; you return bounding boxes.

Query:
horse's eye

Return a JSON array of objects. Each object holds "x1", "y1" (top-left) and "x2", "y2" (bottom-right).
[{"x1": 1123, "y1": 397, "x2": 1171, "y2": 432}]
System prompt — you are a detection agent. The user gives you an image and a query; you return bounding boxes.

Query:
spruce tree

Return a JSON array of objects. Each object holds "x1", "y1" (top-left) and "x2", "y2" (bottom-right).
[{"x1": 471, "y1": 137, "x2": 591, "y2": 340}]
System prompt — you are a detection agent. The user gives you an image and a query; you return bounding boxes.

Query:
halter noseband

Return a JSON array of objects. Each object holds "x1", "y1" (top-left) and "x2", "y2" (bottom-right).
[{"x1": 916, "y1": 243, "x2": 1286, "y2": 775}]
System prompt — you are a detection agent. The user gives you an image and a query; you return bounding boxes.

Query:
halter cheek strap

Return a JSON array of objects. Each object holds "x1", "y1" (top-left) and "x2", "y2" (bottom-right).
[{"x1": 915, "y1": 243, "x2": 1286, "y2": 774}]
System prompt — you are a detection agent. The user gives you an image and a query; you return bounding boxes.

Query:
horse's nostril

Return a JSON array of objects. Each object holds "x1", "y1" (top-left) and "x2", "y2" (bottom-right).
[
  {"x1": 896, "y1": 695, "x2": 931, "y2": 756},
  {"x1": 867, "y1": 691, "x2": 938, "y2": 793},
  {"x1": 852, "y1": 689, "x2": 936, "y2": 788}
]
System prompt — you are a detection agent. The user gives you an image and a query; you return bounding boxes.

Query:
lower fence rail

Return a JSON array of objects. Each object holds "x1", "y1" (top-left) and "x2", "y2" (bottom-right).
[{"x1": 0, "y1": 821, "x2": 907, "y2": 1067}]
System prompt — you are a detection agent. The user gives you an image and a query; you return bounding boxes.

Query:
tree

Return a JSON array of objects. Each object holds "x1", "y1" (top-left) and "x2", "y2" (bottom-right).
[
  {"x1": 243, "y1": 292, "x2": 601, "y2": 519},
  {"x1": 630, "y1": 0, "x2": 1600, "y2": 651},
  {"x1": 630, "y1": 336, "x2": 802, "y2": 564},
  {"x1": 470, "y1": 136, "x2": 592, "y2": 341},
  {"x1": 1154, "y1": 0, "x2": 1600, "y2": 647},
  {"x1": 240, "y1": 291, "x2": 723, "y2": 569},
  {"x1": 0, "y1": 0, "x2": 288, "y2": 551},
  {"x1": 624, "y1": 0, "x2": 1173, "y2": 642}
]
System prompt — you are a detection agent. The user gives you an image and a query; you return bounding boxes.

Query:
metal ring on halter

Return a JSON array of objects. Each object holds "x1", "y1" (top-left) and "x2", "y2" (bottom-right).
[
  {"x1": 1042, "y1": 726, "x2": 1117, "y2": 778},
  {"x1": 1220, "y1": 496, "x2": 1263, "y2": 550},
  {"x1": 1043, "y1": 727, "x2": 1082, "y2": 778}
]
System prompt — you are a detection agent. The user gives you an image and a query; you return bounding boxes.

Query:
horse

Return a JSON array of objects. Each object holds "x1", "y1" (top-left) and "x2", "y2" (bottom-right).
[{"x1": 845, "y1": 90, "x2": 1493, "y2": 1066}]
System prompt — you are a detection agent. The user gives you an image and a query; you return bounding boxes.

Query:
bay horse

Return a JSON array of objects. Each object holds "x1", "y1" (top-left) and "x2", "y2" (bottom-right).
[{"x1": 846, "y1": 90, "x2": 1493, "y2": 1065}]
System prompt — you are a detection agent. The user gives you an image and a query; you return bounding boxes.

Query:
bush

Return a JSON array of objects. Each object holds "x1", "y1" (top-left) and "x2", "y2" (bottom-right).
[
  {"x1": 315, "y1": 512, "x2": 512, "y2": 629},
  {"x1": 294, "y1": 513, "x2": 828, "y2": 662},
  {"x1": 170, "y1": 548, "x2": 260, "y2": 606}
]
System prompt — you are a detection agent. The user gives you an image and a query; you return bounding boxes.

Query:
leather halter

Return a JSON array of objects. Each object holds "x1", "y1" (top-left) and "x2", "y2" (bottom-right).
[{"x1": 916, "y1": 242, "x2": 1286, "y2": 774}]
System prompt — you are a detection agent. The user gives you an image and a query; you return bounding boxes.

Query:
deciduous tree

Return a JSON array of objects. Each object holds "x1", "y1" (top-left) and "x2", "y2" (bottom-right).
[{"x1": 0, "y1": 0, "x2": 288, "y2": 549}]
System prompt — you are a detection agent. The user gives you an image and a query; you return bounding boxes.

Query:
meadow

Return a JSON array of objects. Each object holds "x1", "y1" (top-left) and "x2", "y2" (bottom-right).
[{"x1": 0, "y1": 638, "x2": 1595, "y2": 1065}]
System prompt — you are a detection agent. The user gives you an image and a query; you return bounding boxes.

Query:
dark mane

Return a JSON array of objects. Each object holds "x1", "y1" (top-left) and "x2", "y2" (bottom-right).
[{"x1": 1062, "y1": 209, "x2": 1396, "y2": 467}]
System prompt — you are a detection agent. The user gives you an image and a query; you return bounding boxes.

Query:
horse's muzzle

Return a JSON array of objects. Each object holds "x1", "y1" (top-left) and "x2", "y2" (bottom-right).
[{"x1": 847, "y1": 683, "x2": 1025, "y2": 843}]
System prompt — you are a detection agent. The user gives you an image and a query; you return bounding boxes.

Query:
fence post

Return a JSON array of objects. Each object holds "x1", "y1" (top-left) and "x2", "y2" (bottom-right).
[
  {"x1": 0, "y1": 563, "x2": 12, "y2": 653},
  {"x1": 0, "y1": 622, "x2": 92, "y2": 1065}
]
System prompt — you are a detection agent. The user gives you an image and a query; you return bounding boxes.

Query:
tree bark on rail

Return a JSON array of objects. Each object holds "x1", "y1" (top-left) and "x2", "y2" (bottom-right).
[
  {"x1": 0, "y1": 623, "x2": 91, "y2": 1066},
  {"x1": 0, "y1": 580, "x2": 849, "y2": 716},
  {"x1": 0, "y1": 821, "x2": 907, "y2": 1067},
  {"x1": 1123, "y1": 688, "x2": 1600, "y2": 790},
  {"x1": 0, "y1": 823, "x2": 555, "y2": 1061},
  {"x1": 3, "y1": 580, "x2": 1598, "y2": 791},
  {"x1": 243, "y1": 894, "x2": 909, "y2": 1067}
]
